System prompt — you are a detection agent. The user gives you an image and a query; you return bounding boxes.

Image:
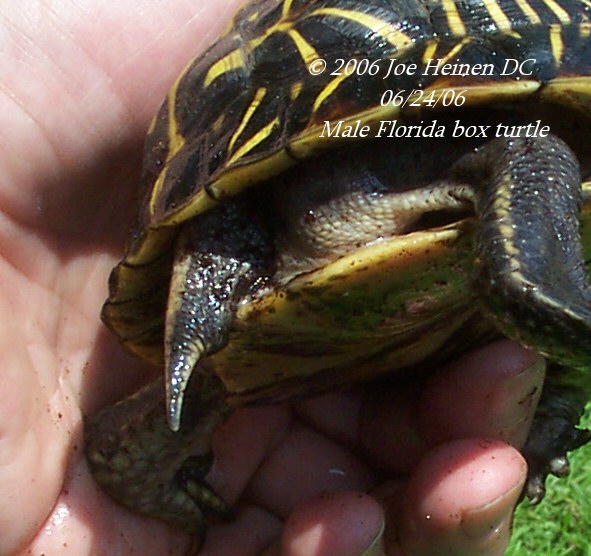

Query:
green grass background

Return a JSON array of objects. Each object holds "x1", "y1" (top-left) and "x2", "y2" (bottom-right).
[{"x1": 506, "y1": 407, "x2": 591, "y2": 556}]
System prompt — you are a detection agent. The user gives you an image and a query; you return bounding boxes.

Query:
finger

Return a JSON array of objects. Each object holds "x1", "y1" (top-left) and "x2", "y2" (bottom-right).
[
  {"x1": 360, "y1": 341, "x2": 543, "y2": 475},
  {"x1": 293, "y1": 390, "x2": 362, "y2": 448},
  {"x1": 208, "y1": 406, "x2": 292, "y2": 504},
  {"x1": 359, "y1": 385, "x2": 427, "y2": 475},
  {"x1": 420, "y1": 340, "x2": 544, "y2": 448},
  {"x1": 393, "y1": 439, "x2": 526, "y2": 556},
  {"x1": 262, "y1": 492, "x2": 385, "y2": 556},
  {"x1": 246, "y1": 423, "x2": 377, "y2": 518},
  {"x1": 199, "y1": 506, "x2": 282, "y2": 556},
  {"x1": 294, "y1": 384, "x2": 426, "y2": 475}
]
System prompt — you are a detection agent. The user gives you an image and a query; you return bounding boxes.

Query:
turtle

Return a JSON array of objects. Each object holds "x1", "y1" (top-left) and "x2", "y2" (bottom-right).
[{"x1": 86, "y1": 0, "x2": 591, "y2": 539}]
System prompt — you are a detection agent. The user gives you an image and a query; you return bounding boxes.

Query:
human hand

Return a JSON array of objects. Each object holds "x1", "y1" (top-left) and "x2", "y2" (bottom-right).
[
  {"x1": 199, "y1": 340, "x2": 541, "y2": 556},
  {"x1": 0, "y1": 2, "x2": 542, "y2": 555}
]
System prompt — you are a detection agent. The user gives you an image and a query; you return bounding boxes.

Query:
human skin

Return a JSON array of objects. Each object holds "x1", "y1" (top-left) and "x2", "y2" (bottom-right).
[{"x1": 0, "y1": 1, "x2": 544, "y2": 555}]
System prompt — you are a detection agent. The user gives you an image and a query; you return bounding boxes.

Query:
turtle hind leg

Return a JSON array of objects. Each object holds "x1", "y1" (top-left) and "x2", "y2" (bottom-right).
[
  {"x1": 85, "y1": 376, "x2": 231, "y2": 534},
  {"x1": 456, "y1": 133, "x2": 591, "y2": 502}
]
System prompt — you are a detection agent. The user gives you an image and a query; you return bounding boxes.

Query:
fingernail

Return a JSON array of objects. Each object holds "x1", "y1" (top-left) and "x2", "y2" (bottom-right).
[
  {"x1": 461, "y1": 479, "x2": 524, "y2": 541},
  {"x1": 360, "y1": 517, "x2": 385, "y2": 556}
]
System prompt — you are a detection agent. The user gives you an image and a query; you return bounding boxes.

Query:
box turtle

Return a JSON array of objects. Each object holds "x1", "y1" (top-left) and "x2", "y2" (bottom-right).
[{"x1": 86, "y1": 0, "x2": 591, "y2": 540}]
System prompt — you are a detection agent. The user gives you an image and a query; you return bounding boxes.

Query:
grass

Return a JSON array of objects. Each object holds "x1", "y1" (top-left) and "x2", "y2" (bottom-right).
[{"x1": 507, "y1": 407, "x2": 591, "y2": 556}]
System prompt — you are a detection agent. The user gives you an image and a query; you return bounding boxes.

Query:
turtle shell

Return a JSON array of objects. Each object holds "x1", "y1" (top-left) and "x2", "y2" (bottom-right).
[{"x1": 103, "y1": 0, "x2": 591, "y2": 381}]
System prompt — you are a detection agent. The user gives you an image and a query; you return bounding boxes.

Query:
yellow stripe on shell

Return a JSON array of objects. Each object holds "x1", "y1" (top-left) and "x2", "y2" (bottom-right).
[
  {"x1": 210, "y1": 5, "x2": 413, "y2": 90},
  {"x1": 513, "y1": 0, "x2": 542, "y2": 23},
  {"x1": 245, "y1": 0, "x2": 300, "y2": 53},
  {"x1": 212, "y1": 114, "x2": 226, "y2": 133},
  {"x1": 549, "y1": 24, "x2": 564, "y2": 63},
  {"x1": 247, "y1": 20, "x2": 294, "y2": 51},
  {"x1": 438, "y1": 36, "x2": 473, "y2": 66},
  {"x1": 404, "y1": 80, "x2": 540, "y2": 115},
  {"x1": 228, "y1": 116, "x2": 281, "y2": 165},
  {"x1": 541, "y1": 0, "x2": 571, "y2": 22},
  {"x1": 290, "y1": 81, "x2": 304, "y2": 100},
  {"x1": 204, "y1": 48, "x2": 247, "y2": 88},
  {"x1": 282, "y1": 0, "x2": 295, "y2": 18},
  {"x1": 290, "y1": 103, "x2": 401, "y2": 158},
  {"x1": 312, "y1": 71, "x2": 352, "y2": 112},
  {"x1": 308, "y1": 7, "x2": 414, "y2": 49},
  {"x1": 212, "y1": 147, "x2": 294, "y2": 198},
  {"x1": 148, "y1": 77, "x2": 186, "y2": 218},
  {"x1": 166, "y1": 80, "x2": 186, "y2": 160},
  {"x1": 481, "y1": 0, "x2": 513, "y2": 29},
  {"x1": 288, "y1": 28, "x2": 321, "y2": 65},
  {"x1": 157, "y1": 147, "x2": 295, "y2": 227},
  {"x1": 298, "y1": 80, "x2": 539, "y2": 158},
  {"x1": 153, "y1": 187, "x2": 219, "y2": 228},
  {"x1": 422, "y1": 40, "x2": 440, "y2": 65},
  {"x1": 441, "y1": 0, "x2": 467, "y2": 36},
  {"x1": 228, "y1": 87, "x2": 268, "y2": 154},
  {"x1": 539, "y1": 75, "x2": 591, "y2": 114}
]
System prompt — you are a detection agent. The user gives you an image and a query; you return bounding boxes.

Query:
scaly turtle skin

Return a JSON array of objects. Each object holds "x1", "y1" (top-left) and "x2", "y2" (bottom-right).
[{"x1": 86, "y1": 0, "x2": 591, "y2": 538}]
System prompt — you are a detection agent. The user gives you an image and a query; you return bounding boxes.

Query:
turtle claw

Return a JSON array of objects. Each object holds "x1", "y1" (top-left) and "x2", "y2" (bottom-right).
[
  {"x1": 520, "y1": 382, "x2": 591, "y2": 504},
  {"x1": 177, "y1": 455, "x2": 232, "y2": 520},
  {"x1": 524, "y1": 453, "x2": 570, "y2": 505},
  {"x1": 549, "y1": 455, "x2": 570, "y2": 477},
  {"x1": 523, "y1": 421, "x2": 591, "y2": 504}
]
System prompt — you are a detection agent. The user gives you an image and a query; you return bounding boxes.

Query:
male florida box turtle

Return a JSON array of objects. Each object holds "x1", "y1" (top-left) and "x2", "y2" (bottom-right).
[{"x1": 85, "y1": 0, "x2": 591, "y2": 543}]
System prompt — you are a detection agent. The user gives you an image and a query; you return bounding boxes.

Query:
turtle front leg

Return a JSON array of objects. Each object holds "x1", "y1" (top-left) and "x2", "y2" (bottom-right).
[
  {"x1": 454, "y1": 133, "x2": 591, "y2": 502},
  {"x1": 86, "y1": 375, "x2": 230, "y2": 533}
]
